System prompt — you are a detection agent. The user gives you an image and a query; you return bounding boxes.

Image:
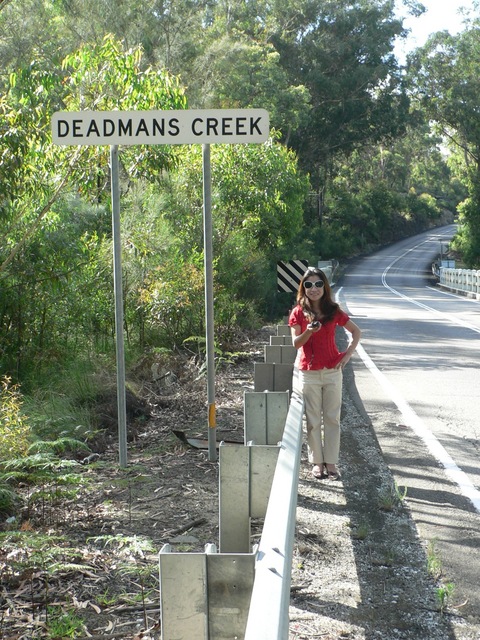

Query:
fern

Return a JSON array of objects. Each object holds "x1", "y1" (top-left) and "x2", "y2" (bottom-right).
[
  {"x1": 88, "y1": 533, "x2": 156, "y2": 557},
  {"x1": 0, "y1": 470, "x2": 25, "y2": 483},
  {"x1": 55, "y1": 472, "x2": 86, "y2": 485},
  {"x1": 28, "y1": 437, "x2": 90, "y2": 456},
  {"x1": 1, "y1": 454, "x2": 83, "y2": 489},
  {"x1": 0, "y1": 485, "x2": 18, "y2": 515},
  {"x1": 2, "y1": 453, "x2": 79, "y2": 473},
  {"x1": 29, "y1": 486, "x2": 79, "y2": 502}
]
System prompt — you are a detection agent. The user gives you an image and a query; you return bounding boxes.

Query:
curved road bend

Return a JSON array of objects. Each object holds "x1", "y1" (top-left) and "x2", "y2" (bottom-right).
[{"x1": 337, "y1": 225, "x2": 480, "y2": 621}]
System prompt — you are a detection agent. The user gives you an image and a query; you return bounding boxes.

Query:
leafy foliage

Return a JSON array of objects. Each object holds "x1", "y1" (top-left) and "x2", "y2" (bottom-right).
[
  {"x1": 138, "y1": 254, "x2": 207, "y2": 349},
  {"x1": 0, "y1": 376, "x2": 31, "y2": 460},
  {"x1": 451, "y1": 176, "x2": 480, "y2": 268},
  {"x1": 408, "y1": 24, "x2": 480, "y2": 265},
  {"x1": 60, "y1": 34, "x2": 188, "y2": 195},
  {"x1": 0, "y1": 36, "x2": 188, "y2": 378},
  {"x1": 0, "y1": 484, "x2": 18, "y2": 515},
  {"x1": 45, "y1": 606, "x2": 87, "y2": 638},
  {"x1": 28, "y1": 437, "x2": 90, "y2": 457},
  {"x1": 88, "y1": 533, "x2": 156, "y2": 557}
]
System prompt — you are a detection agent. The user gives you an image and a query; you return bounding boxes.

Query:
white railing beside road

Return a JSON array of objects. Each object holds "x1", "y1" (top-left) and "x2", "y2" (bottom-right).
[
  {"x1": 244, "y1": 394, "x2": 304, "y2": 640},
  {"x1": 159, "y1": 327, "x2": 303, "y2": 639},
  {"x1": 440, "y1": 267, "x2": 480, "y2": 300}
]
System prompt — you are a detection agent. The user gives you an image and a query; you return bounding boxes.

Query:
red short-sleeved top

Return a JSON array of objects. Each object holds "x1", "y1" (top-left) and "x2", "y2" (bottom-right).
[{"x1": 288, "y1": 304, "x2": 349, "y2": 370}]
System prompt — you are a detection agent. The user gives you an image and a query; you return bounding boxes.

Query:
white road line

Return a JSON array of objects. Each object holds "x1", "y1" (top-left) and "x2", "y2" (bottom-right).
[
  {"x1": 356, "y1": 341, "x2": 480, "y2": 514},
  {"x1": 425, "y1": 285, "x2": 474, "y2": 300},
  {"x1": 382, "y1": 244, "x2": 480, "y2": 334},
  {"x1": 337, "y1": 286, "x2": 480, "y2": 514}
]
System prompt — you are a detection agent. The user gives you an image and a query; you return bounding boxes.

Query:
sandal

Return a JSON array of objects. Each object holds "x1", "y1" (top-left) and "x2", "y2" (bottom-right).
[
  {"x1": 326, "y1": 466, "x2": 341, "y2": 481},
  {"x1": 312, "y1": 464, "x2": 327, "y2": 479}
]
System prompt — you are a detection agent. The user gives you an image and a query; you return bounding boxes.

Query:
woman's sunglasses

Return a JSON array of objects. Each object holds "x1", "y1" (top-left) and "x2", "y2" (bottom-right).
[{"x1": 304, "y1": 280, "x2": 324, "y2": 289}]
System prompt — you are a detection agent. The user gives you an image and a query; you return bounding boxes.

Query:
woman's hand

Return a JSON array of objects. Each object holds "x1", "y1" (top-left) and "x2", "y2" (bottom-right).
[
  {"x1": 335, "y1": 353, "x2": 351, "y2": 370},
  {"x1": 292, "y1": 320, "x2": 321, "y2": 348},
  {"x1": 335, "y1": 320, "x2": 361, "y2": 369}
]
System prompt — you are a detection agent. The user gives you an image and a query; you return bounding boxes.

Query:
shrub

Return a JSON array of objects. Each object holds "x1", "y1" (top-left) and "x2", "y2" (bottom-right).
[{"x1": 0, "y1": 377, "x2": 31, "y2": 461}]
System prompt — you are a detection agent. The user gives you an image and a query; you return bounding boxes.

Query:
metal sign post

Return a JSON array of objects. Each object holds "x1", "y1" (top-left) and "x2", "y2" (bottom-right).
[
  {"x1": 202, "y1": 144, "x2": 217, "y2": 461},
  {"x1": 110, "y1": 145, "x2": 128, "y2": 467},
  {"x1": 52, "y1": 109, "x2": 269, "y2": 467}
]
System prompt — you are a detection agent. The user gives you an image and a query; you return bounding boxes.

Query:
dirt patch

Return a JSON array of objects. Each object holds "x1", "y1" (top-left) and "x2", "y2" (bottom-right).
[{"x1": 1, "y1": 326, "x2": 479, "y2": 639}]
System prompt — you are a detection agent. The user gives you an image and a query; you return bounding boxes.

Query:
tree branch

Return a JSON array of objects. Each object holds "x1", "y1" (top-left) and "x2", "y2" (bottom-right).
[{"x1": 0, "y1": 148, "x2": 83, "y2": 275}]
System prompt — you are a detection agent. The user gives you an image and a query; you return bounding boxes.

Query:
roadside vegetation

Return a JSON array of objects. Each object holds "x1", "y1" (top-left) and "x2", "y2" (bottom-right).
[{"x1": 1, "y1": 1, "x2": 479, "y2": 634}]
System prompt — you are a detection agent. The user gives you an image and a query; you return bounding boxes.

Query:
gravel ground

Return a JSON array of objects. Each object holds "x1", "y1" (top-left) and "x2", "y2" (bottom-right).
[{"x1": 289, "y1": 376, "x2": 480, "y2": 640}]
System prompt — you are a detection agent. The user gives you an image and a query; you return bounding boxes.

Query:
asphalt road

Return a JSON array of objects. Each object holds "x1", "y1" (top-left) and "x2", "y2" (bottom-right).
[{"x1": 337, "y1": 225, "x2": 480, "y2": 622}]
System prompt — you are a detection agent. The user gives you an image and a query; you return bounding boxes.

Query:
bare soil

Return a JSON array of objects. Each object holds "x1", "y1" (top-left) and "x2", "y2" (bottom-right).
[{"x1": 1, "y1": 326, "x2": 479, "y2": 639}]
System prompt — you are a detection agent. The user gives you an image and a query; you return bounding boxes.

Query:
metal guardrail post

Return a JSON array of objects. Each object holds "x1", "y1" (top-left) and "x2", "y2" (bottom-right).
[
  {"x1": 276, "y1": 324, "x2": 291, "y2": 337},
  {"x1": 159, "y1": 543, "x2": 256, "y2": 639},
  {"x1": 264, "y1": 344, "x2": 297, "y2": 364},
  {"x1": 253, "y1": 362, "x2": 294, "y2": 392},
  {"x1": 218, "y1": 444, "x2": 251, "y2": 553},
  {"x1": 159, "y1": 324, "x2": 304, "y2": 639},
  {"x1": 244, "y1": 394, "x2": 304, "y2": 640},
  {"x1": 244, "y1": 391, "x2": 290, "y2": 445},
  {"x1": 219, "y1": 442, "x2": 279, "y2": 553}
]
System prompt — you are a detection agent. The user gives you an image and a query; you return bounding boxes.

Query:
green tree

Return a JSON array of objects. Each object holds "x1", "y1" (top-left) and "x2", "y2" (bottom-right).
[
  {"x1": 408, "y1": 20, "x2": 480, "y2": 266},
  {"x1": 0, "y1": 36, "x2": 188, "y2": 377},
  {"x1": 0, "y1": 35, "x2": 187, "y2": 273},
  {"x1": 452, "y1": 177, "x2": 480, "y2": 267},
  {"x1": 157, "y1": 138, "x2": 307, "y2": 255},
  {"x1": 266, "y1": 0, "x2": 409, "y2": 214},
  {"x1": 0, "y1": 0, "x2": 66, "y2": 72},
  {"x1": 189, "y1": 31, "x2": 311, "y2": 139},
  {"x1": 59, "y1": 34, "x2": 188, "y2": 196},
  {"x1": 134, "y1": 137, "x2": 309, "y2": 333}
]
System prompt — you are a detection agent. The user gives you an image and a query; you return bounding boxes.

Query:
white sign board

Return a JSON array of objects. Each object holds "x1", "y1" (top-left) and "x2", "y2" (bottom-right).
[{"x1": 52, "y1": 109, "x2": 269, "y2": 146}]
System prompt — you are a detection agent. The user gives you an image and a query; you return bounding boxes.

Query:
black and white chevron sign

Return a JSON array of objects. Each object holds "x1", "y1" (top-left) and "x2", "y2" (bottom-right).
[{"x1": 277, "y1": 259, "x2": 309, "y2": 292}]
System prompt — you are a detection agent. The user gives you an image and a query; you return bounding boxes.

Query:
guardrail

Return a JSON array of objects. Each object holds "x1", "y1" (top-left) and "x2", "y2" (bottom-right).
[
  {"x1": 244, "y1": 394, "x2": 303, "y2": 640},
  {"x1": 439, "y1": 267, "x2": 480, "y2": 300},
  {"x1": 159, "y1": 324, "x2": 304, "y2": 639}
]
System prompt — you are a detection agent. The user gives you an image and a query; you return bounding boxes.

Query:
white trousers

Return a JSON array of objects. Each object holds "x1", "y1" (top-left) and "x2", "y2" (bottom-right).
[{"x1": 299, "y1": 368, "x2": 343, "y2": 465}]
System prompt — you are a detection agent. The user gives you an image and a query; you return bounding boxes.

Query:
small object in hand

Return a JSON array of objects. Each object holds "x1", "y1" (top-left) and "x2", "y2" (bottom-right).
[{"x1": 311, "y1": 320, "x2": 320, "y2": 328}]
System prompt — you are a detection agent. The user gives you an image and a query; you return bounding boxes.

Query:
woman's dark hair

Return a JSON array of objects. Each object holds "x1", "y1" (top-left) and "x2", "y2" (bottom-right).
[{"x1": 296, "y1": 267, "x2": 339, "y2": 322}]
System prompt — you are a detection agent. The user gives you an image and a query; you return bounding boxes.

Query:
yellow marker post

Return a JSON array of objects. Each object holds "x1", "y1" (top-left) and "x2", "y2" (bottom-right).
[{"x1": 209, "y1": 403, "x2": 216, "y2": 428}]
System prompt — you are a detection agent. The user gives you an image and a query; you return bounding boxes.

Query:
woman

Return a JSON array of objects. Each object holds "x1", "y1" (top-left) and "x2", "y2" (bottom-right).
[{"x1": 289, "y1": 267, "x2": 361, "y2": 480}]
